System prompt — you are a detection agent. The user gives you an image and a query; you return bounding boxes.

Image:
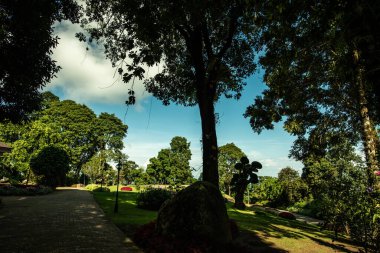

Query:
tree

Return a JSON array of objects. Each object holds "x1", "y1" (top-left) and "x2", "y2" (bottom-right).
[
  {"x1": 38, "y1": 98, "x2": 98, "y2": 177},
  {"x1": 80, "y1": 1, "x2": 259, "y2": 187},
  {"x1": 30, "y1": 146, "x2": 70, "y2": 187},
  {"x1": 116, "y1": 153, "x2": 143, "y2": 185},
  {"x1": 278, "y1": 167, "x2": 299, "y2": 183},
  {"x1": 0, "y1": 92, "x2": 128, "y2": 184},
  {"x1": 251, "y1": 176, "x2": 283, "y2": 204},
  {"x1": 92, "y1": 113, "x2": 128, "y2": 187},
  {"x1": 0, "y1": 0, "x2": 80, "y2": 122},
  {"x1": 304, "y1": 154, "x2": 379, "y2": 251},
  {"x1": 146, "y1": 136, "x2": 194, "y2": 186},
  {"x1": 277, "y1": 167, "x2": 308, "y2": 206},
  {"x1": 82, "y1": 153, "x2": 114, "y2": 185},
  {"x1": 218, "y1": 143, "x2": 246, "y2": 195},
  {"x1": 244, "y1": 1, "x2": 380, "y2": 187},
  {"x1": 231, "y1": 156, "x2": 262, "y2": 209}
]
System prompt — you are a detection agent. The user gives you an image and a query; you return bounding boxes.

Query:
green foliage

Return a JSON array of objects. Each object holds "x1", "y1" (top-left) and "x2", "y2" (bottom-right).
[
  {"x1": 244, "y1": 1, "x2": 380, "y2": 187},
  {"x1": 218, "y1": 143, "x2": 246, "y2": 195},
  {"x1": 82, "y1": 154, "x2": 116, "y2": 185},
  {"x1": 277, "y1": 167, "x2": 309, "y2": 206},
  {"x1": 0, "y1": 0, "x2": 79, "y2": 122},
  {"x1": 95, "y1": 113, "x2": 128, "y2": 151},
  {"x1": 81, "y1": 0, "x2": 262, "y2": 186},
  {"x1": 305, "y1": 156, "x2": 380, "y2": 251},
  {"x1": 29, "y1": 146, "x2": 70, "y2": 187},
  {"x1": 146, "y1": 136, "x2": 194, "y2": 186},
  {"x1": 0, "y1": 92, "x2": 128, "y2": 184},
  {"x1": 0, "y1": 185, "x2": 53, "y2": 196},
  {"x1": 136, "y1": 188, "x2": 173, "y2": 211},
  {"x1": 85, "y1": 184, "x2": 110, "y2": 192},
  {"x1": 251, "y1": 176, "x2": 283, "y2": 204},
  {"x1": 231, "y1": 156, "x2": 262, "y2": 209},
  {"x1": 38, "y1": 99, "x2": 99, "y2": 175}
]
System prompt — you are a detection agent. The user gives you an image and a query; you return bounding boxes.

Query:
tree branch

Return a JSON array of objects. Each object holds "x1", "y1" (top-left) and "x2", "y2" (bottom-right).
[
  {"x1": 217, "y1": 7, "x2": 240, "y2": 59},
  {"x1": 201, "y1": 23, "x2": 213, "y2": 59}
]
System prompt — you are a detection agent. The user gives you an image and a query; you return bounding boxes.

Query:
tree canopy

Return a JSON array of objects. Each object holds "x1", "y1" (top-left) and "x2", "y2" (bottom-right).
[
  {"x1": 218, "y1": 143, "x2": 246, "y2": 195},
  {"x1": 80, "y1": 0, "x2": 260, "y2": 186},
  {"x1": 0, "y1": 0, "x2": 80, "y2": 122},
  {"x1": 244, "y1": 0, "x2": 380, "y2": 186},
  {"x1": 146, "y1": 136, "x2": 194, "y2": 186},
  {"x1": 0, "y1": 92, "x2": 128, "y2": 184}
]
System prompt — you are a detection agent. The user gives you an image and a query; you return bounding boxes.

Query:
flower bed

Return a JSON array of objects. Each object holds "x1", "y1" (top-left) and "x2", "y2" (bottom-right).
[{"x1": 121, "y1": 186, "x2": 133, "y2": 191}]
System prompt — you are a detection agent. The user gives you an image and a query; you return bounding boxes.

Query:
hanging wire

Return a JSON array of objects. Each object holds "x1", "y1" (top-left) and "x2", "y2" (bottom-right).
[{"x1": 146, "y1": 96, "x2": 153, "y2": 129}]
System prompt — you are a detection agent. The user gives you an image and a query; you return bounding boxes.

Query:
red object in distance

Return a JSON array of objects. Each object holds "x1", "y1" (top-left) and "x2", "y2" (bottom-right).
[{"x1": 121, "y1": 186, "x2": 133, "y2": 191}]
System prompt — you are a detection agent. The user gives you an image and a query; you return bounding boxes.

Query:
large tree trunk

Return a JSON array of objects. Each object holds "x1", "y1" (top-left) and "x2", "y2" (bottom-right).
[
  {"x1": 198, "y1": 94, "x2": 219, "y2": 187},
  {"x1": 234, "y1": 183, "x2": 247, "y2": 210},
  {"x1": 190, "y1": 26, "x2": 219, "y2": 187},
  {"x1": 354, "y1": 53, "x2": 379, "y2": 187}
]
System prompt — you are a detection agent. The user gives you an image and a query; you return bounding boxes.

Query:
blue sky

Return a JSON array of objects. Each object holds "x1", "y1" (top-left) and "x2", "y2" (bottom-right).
[{"x1": 46, "y1": 21, "x2": 303, "y2": 178}]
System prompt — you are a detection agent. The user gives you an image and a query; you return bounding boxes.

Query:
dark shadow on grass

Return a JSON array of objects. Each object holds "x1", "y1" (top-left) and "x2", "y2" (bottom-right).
[{"x1": 233, "y1": 229, "x2": 289, "y2": 253}]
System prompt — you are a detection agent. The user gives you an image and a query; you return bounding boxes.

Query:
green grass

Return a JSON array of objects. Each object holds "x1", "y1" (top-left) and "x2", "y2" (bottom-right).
[{"x1": 91, "y1": 187, "x2": 360, "y2": 253}]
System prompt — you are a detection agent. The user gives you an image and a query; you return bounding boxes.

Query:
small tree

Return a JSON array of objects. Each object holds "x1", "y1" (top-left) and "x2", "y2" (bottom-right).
[
  {"x1": 218, "y1": 143, "x2": 246, "y2": 195},
  {"x1": 146, "y1": 136, "x2": 194, "y2": 187},
  {"x1": 30, "y1": 146, "x2": 70, "y2": 187},
  {"x1": 277, "y1": 167, "x2": 308, "y2": 206},
  {"x1": 231, "y1": 156, "x2": 262, "y2": 209}
]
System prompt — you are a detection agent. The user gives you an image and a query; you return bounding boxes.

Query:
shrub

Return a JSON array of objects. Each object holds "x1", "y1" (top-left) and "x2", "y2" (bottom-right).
[
  {"x1": 137, "y1": 188, "x2": 173, "y2": 210},
  {"x1": 92, "y1": 186, "x2": 110, "y2": 192},
  {"x1": 85, "y1": 184, "x2": 99, "y2": 191},
  {"x1": 85, "y1": 184, "x2": 110, "y2": 192},
  {"x1": 121, "y1": 186, "x2": 133, "y2": 191},
  {"x1": 30, "y1": 146, "x2": 70, "y2": 187},
  {"x1": 0, "y1": 185, "x2": 53, "y2": 196},
  {"x1": 278, "y1": 211, "x2": 296, "y2": 220}
]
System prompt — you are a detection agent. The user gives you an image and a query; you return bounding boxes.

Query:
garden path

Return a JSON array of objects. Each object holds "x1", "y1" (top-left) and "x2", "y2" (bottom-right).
[
  {"x1": 250, "y1": 204, "x2": 323, "y2": 225},
  {"x1": 0, "y1": 188, "x2": 141, "y2": 253}
]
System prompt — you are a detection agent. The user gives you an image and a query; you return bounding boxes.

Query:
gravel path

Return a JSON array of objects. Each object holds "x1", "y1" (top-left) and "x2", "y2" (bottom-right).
[{"x1": 0, "y1": 188, "x2": 141, "y2": 253}]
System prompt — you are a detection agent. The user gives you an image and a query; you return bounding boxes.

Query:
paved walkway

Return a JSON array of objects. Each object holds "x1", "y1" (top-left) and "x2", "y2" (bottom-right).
[
  {"x1": 250, "y1": 204, "x2": 323, "y2": 225},
  {"x1": 0, "y1": 188, "x2": 141, "y2": 253}
]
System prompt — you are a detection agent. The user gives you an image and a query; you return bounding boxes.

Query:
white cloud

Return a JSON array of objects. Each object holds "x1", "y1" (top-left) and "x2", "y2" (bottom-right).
[{"x1": 46, "y1": 21, "x2": 157, "y2": 106}]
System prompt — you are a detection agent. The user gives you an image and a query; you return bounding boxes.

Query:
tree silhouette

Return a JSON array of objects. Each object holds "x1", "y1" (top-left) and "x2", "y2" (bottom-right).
[
  {"x1": 231, "y1": 156, "x2": 262, "y2": 209},
  {"x1": 0, "y1": 0, "x2": 79, "y2": 122}
]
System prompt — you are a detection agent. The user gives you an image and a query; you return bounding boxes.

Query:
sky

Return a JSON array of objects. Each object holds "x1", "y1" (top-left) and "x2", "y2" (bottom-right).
[{"x1": 46, "y1": 21, "x2": 303, "y2": 178}]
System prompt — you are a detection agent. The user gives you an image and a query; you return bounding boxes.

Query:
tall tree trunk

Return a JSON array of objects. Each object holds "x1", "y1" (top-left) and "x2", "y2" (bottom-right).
[
  {"x1": 190, "y1": 26, "x2": 219, "y2": 188},
  {"x1": 234, "y1": 184, "x2": 246, "y2": 209},
  {"x1": 198, "y1": 92, "x2": 219, "y2": 187},
  {"x1": 354, "y1": 52, "x2": 379, "y2": 187}
]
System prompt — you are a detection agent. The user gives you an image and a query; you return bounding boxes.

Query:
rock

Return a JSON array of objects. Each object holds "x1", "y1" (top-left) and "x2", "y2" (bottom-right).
[{"x1": 156, "y1": 181, "x2": 232, "y2": 244}]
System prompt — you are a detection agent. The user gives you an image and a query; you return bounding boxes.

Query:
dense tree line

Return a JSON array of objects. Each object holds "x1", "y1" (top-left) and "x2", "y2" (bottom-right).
[{"x1": 0, "y1": 92, "x2": 127, "y2": 185}]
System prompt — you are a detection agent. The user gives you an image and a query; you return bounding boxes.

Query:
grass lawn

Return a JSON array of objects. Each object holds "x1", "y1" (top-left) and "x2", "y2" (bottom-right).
[{"x1": 91, "y1": 187, "x2": 360, "y2": 253}]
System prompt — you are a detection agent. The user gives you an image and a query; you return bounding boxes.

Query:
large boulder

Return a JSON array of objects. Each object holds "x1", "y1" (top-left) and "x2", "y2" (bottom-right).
[{"x1": 156, "y1": 181, "x2": 232, "y2": 244}]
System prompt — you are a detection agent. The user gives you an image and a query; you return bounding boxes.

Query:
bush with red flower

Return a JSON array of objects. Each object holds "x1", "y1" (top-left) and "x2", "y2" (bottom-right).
[
  {"x1": 121, "y1": 186, "x2": 133, "y2": 191},
  {"x1": 374, "y1": 171, "x2": 380, "y2": 177}
]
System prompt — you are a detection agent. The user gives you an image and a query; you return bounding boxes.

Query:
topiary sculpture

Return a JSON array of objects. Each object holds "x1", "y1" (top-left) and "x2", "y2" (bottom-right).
[{"x1": 231, "y1": 156, "x2": 262, "y2": 209}]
